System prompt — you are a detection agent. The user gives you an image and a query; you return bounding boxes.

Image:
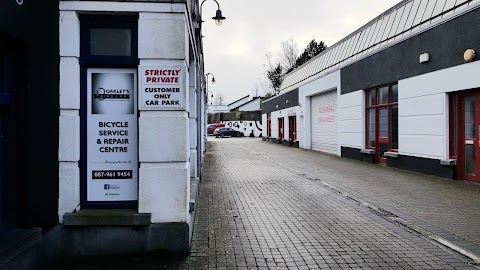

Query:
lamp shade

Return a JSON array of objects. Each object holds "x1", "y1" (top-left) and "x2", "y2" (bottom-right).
[{"x1": 213, "y1": 9, "x2": 226, "y2": 26}]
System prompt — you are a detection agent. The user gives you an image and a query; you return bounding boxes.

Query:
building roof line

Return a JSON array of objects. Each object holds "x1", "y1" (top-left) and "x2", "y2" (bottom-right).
[{"x1": 280, "y1": 0, "x2": 477, "y2": 93}]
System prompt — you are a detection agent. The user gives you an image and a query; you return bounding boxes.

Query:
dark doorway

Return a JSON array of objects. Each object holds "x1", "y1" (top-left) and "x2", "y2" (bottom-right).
[
  {"x1": 289, "y1": 116, "x2": 296, "y2": 145},
  {"x1": 0, "y1": 38, "x2": 17, "y2": 234},
  {"x1": 278, "y1": 118, "x2": 284, "y2": 143}
]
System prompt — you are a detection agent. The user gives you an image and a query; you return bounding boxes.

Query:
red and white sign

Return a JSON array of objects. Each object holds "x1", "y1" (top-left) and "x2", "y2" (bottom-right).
[{"x1": 140, "y1": 66, "x2": 185, "y2": 110}]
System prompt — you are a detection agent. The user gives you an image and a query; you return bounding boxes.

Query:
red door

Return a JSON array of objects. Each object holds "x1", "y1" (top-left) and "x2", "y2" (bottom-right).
[
  {"x1": 288, "y1": 116, "x2": 296, "y2": 143},
  {"x1": 278, "y1": 118, "x2": 284, "y2": 143},
  {"x1": 376, "y1": 108, "x2": 389, "y2": 164},
  {"x1": 458, "y1": 93, "x2": 480, "y2": 182}
]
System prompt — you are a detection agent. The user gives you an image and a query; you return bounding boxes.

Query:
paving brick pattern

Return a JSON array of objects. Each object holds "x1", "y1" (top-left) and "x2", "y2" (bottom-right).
[
  {"x1": 241, "y1": 139, "x2": 480, "y2": 256},
  {"x1": 184, "y1": 140, "x2": 477, "y2": 269}
]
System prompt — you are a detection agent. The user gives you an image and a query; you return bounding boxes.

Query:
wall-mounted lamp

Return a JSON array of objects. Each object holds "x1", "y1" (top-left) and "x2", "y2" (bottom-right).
[
  {"x1": 200, "y1": 0, "x2": 226, "y2": 26},
  {"x1": 16, "y1": 0, "x2": 23, "y2": 5},
  {"x1": 419, "y1": 53, "x2": 430, "y2": 64},
  {"x1": 205, "y1": 73, "x2": 215, "y2": 105},
  {"x1": 205, "y1": 73, "x2": 216, "y2": 87},
  {"x1": 464, "y1": 49, "x2": 476, "y2": 62}
]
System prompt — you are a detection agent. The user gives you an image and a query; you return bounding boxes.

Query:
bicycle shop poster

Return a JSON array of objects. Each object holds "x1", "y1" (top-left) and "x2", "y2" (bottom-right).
[{"x1": 86, "y1": 69, "x2": 138, "y2": 202}]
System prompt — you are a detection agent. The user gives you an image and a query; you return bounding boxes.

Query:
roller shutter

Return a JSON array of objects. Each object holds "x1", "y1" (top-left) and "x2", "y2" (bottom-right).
[{"x1": 310, "y1": 90, "x2": 338, "y2": 154}]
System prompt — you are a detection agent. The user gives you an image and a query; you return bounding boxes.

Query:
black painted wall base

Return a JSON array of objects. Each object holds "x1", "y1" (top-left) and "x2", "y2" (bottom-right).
[
  {"x1": 341, "y1": 147, "x2": 375, "y2": 163},
  {"x1": 263, "y1": 138, "x2": 299, "y2": 148},
  {"x1": 388, "y1": 155, "x2": 455, "y2": 179},
  {"x1": 341, "y1": 146, "x2": 455, "y2": 179}
]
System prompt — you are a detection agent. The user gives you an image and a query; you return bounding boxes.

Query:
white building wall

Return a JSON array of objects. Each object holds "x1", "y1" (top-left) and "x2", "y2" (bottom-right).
[
  {"x1": 268, "y1": 106, "x2": 300, "y2": 141},
  {"x1": 339, "y1": 91, "x2": 364, "y2": 150},
  {"x1": 261, "y1": 113, "x2": 267, "y2": 137},
  {"x1": 398, "y1": 60, "x2": 480, "y2": 160},
  {"x1": 207, "y1": 105, "x2": 228, "y2": 114},
  {"x1": 58, "y1": 10, "x2": 81, "y2": 223},
  {"x1": 299, "y1": 70, "x2": 341, "y2": 155},
  {"x1": 58, "y1": 2, "x2": 200, "y2": 224},
  {"x1": 138, "y1": 11, "x2": 190, "y2": 223},
  {"x1": 237, "y1": 98, "x2": 261, "y2": 111},
  {"x1": 227, "y1": 96, "x2": 250, "y2": 111},
  {"x1": 221, "y1": 121, "x2": 262, "y2": 137},
  {"x1": 189, "y1": 63, "x2": 197, "y2": 178}
]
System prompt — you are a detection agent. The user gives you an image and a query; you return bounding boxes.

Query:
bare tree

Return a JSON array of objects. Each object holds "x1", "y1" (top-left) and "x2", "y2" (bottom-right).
[
  {"x1": 264, "y1": 38, "x2": 326, "y2": 97},
  {"x1": 213, "y1": 92, "x2": 225, "y2": 105},
  {"x1": 280, "y1": 37, "x2": 299, "y2": 71},
  {"x1": 264, "y1": 38, "x2": 299, "y2": 97},
  {"x1": 251, "y1": 82, "x2": 260, "y2": 98}
]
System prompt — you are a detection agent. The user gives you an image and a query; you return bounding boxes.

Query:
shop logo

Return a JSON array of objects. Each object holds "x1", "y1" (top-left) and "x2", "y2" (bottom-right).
[
  {"x1": 104, "y1": 184, "x2": 120, "y2": 190},
  {"x1": 94, "y1": 88, "x2": 130, "y2": 100}
]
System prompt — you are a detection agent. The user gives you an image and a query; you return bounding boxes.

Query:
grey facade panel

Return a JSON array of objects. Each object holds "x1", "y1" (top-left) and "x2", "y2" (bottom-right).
[
  {"x1": 341, "y1": 7, "x2": 480, "y2": 94},
  {"x1": 262, "y1": 89, "x2": 299, "y2": 114}
]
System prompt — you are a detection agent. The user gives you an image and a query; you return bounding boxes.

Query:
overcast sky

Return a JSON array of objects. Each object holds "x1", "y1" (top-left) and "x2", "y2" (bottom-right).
[{"x1": 202, "y1": 0, "x2": 403, "y2": 104}]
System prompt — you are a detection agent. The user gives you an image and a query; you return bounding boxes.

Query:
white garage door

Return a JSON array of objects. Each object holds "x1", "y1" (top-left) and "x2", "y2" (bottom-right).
[{"x1": 311, "y1": 90, "x2": 338, "y2": 154}]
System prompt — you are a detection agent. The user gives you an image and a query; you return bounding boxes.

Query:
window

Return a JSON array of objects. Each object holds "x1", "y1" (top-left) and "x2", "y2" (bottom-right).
[
  {"x1": 81, "y1": 15, "x2": 138, "y2": 65},
  {"x1": 90, "y1": 28, "x2": 132, "y2": 56},
  {"x1": 366, "y1": 83, "x2": 399, "y2": 163}
]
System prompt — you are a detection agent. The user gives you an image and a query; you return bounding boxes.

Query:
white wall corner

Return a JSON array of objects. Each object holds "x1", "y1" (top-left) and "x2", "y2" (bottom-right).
[
  {"x1": 59, "y1": 115, "x2": 80, "y2": 162},
  {"x1": 189, "y1": 87, "x2": 197, "y2": 117},
  {"x1": 190, "y1": 150, "x2": 197, "y2": 178},
  {"x1": 59, "y1": 11, "x2": 80, "y2": 57},
  {"x1": 189, "y1": 118, "x2": 197, "y2": 149},
  {"x1": 139, "y1": 115, "x2": 189, "y2": 162},
  {"x1": 138, "y1": 162, "x2": 189, "y2": 223},
  {"x1": 60, "y1": 57, "x2": 80, "y2": 109},
  {"x1": 443, "y1": 93, "x2": 449, "y2": 159},
  {"x1": 138, "y1": 13, "x2": 186, "y2": 60},
  {"x1": 58, "y1": 162, "x2": 80, "y2": 223},
  {"x1": 184, "y1": 20, "x2": 190, "y2": 66}
]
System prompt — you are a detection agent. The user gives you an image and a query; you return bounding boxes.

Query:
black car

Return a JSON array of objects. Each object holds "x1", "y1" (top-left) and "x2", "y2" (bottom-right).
[{"x1": 213, "y1": 127, "x2": 244, "y2": 138}]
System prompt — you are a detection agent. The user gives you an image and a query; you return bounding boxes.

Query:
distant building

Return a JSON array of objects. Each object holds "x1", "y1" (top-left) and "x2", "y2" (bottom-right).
[
  {"x1": 208, "y1": 95, "x2": 265, "y2": 137},
  {"x1": 208, "y1": 95, "x2": 264, "y2": 114}
]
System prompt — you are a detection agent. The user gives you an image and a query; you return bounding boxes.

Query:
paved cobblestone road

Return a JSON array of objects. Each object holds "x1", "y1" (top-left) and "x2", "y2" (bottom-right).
[
  {"x1": 181, "y1": 138, "x2": 479, "y2": 269},
  {"x1": 55, "y1": 138, "x2": 480, "y2": 269}
]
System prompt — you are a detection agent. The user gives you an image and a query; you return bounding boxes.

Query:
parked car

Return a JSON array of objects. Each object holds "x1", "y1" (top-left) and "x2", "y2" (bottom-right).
[
  {"x1": 213, "y1": 127, "x2": 244, "y2": 138},
  {"x1": 207, "y1": 123, "x2": 225, "y2": 135}
]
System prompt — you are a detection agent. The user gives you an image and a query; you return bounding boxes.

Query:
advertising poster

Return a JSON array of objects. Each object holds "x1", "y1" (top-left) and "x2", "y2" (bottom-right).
[
  {"x1": 87, "y1": 69, "x2": 138, "y2": 202},
  {"x1": 140, "y1": 66, "x2": 185, "y2": 110}
]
